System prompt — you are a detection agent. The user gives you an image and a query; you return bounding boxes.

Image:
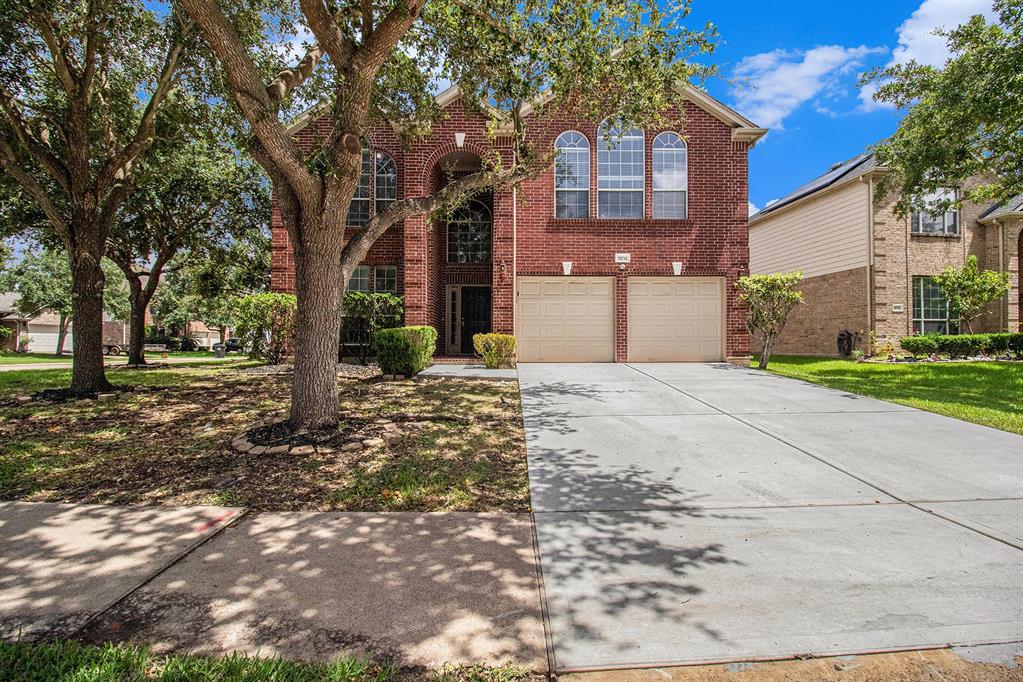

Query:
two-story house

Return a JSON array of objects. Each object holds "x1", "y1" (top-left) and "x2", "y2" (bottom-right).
[
  {"x1": 270, "y1": 85, "x2": 766, "y2": 363},
  {"x1": 748, "y1": 152, "x2": 1022, "y2": 356}
]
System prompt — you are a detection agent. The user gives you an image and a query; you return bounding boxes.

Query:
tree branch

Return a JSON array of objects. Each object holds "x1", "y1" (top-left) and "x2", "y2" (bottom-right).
[
  {"x1": 30, "y1": 11, "x2": 78, "y2": 96},
  {"x1": 0, "y1": 86, "x2": 71, "y2": 190},
  {"x1": 352, "y1": 0, "x2": 426, "y2": 76},
  {"x1": 0, "y1": 136, "x2": 68, "y2": 237},
  {"x1": 299, "y1": 0, "x2": 353, "y2": 67}
]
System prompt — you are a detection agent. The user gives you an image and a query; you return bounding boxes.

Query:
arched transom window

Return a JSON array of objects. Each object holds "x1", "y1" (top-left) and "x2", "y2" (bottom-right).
[
  {"x1": 554, "y1": 131, "x2": 590, "y2": 219},
  {"x1": 597, "y1": 122, "x2": 644, "y2": 219},
  {"x1": 347, "y1": 149, "x2": 398, "y2": 225},
  {"x1": 652, "y1": 132, "x2": 688, "y2": 219},
  {"x1": 447, "y1": 199, "x2": 492, "y2": 263}
]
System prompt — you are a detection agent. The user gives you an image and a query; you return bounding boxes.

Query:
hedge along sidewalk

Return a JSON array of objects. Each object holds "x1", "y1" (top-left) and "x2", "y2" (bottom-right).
[{"x1": 899, "y1": 331, "x2": 1023, "y2": 358}]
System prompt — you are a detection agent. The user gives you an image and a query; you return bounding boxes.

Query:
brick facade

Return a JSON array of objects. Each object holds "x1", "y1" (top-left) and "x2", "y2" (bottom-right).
[
  {"x1": 271, "y1": 94, "x2": 756, "y2": 360},
  {"x1": 763, "y1": 267, "x2": 870, "y2": 356}
]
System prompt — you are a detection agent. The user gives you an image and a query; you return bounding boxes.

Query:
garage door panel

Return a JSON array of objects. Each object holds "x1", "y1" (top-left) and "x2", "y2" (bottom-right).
[
  {"x1": 628, "y1": 277, "x2": 723, "y2": 363},
  {"x1": 518, "y1": 277, "x2": 615, "y2": 362}
]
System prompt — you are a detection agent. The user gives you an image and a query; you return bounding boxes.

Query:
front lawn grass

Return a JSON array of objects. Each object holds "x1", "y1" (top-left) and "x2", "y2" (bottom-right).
[
  {"x1": 0, "y1": 352, "x2": 76, "y2": 364},
  {"x1": 0, "y1": 640, "x2": 540, "y2": 681},
  {"x1": 0, "y1": 363, "x2": 528, "y2": 511},
  {"x1": 759, "y1": 355, "x2": 1023, "y2": 435}
]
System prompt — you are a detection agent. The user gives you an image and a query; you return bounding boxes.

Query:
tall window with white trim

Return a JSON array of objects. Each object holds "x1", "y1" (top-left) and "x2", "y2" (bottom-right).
[
  {"x1": 346, "y1": 150, "x2": 372, "y2": 225},
  {"x1": 597, "y1": 122, "x2": 644, "y2": 219},
  {"x1": 554, "y1": 131, "x2": 589, "y2": 218},
  {"x1": 375, "y1": 152, "x2": 397, "y2": 214},
  {"x1": 911, "y1": 188, "x2": 958, "y2": 235},
  {"x1": 346, "y1": 148, "x2": 399, "y2": 226},
  {"x1": 652, "y1": 132, "x2": 687, "y2": 219}
]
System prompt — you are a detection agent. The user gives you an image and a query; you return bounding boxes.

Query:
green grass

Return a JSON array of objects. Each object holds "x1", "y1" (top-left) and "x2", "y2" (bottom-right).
[
  {"x1": 759, "y1": 355, "x2": 1023, "y2": 434},
  {"x1": 0, "y1": 350, "x2": 224, "y2": 365},
  {"x1": 0, "y1": 641, "x2": 538, "y2": 681}
]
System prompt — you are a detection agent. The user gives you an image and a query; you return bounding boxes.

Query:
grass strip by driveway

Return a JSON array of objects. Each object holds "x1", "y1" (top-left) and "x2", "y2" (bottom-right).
[
  {"x1": 0, "y1": 363, "x2": 528, "y2": 511},
  {"x1": 0, "y1": 640, "x2": 540, "y2": 681},
  {"x1": 759, "y1": 355, "x2": 1023, "y2": 435},
  {"x1": 0, "y1": 351, "x2": 224, "y2": 365}
]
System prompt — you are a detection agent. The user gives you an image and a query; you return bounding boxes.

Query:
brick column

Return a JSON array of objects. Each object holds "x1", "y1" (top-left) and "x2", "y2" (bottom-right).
[
  {"x1": 492, "y1": 183, "x2": 515, "y2": 334},
  {"x1": 615, "y1": 271, "x2": 628, "y2": 361},
  {"x1": 403, "y1": 214, "x2": 429, "y2": 325}
]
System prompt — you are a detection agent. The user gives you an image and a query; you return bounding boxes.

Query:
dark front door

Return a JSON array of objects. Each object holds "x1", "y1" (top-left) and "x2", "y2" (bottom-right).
[{"x1": 460, "y1": 286, "x2": 492, "y2": 355}]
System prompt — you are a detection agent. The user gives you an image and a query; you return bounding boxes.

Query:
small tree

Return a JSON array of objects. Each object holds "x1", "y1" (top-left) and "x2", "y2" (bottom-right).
[
  {"x1": 737, "y1": 272, "x2": 804, "y2": 369},
  {"x1": 234, "y1": 293, "x2": 297, "y2": 365},
  {"x1": 933, "y1": 255, "x2": 1010, "y2": 333}
]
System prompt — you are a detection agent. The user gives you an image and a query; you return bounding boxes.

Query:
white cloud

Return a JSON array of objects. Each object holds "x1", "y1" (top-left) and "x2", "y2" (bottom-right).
[
  {"x1": 859, "y1": 0, "x2": 996, "y2": 110},
  {"x1": 748, "y1": 201, "x2": 759, "y2": 216},
  {"x1": 733, "y1": 45, "x2": 885, "y2": 130}
]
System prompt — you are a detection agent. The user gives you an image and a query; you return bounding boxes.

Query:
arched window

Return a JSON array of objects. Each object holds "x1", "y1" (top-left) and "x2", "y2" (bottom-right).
[
  {"x1": 554, "y1": 131, "x2": 590, "y2": 218},
  {"x1": 346, "y1": 148, "x2": 399, "y2": 225},
  {"x1": 652, "y1": 132, "x2": 687, "y2": 219},
  {"x1": 597, "y1": 121, "x2": 644, "y2": 219},
  {"x1": 447, "y1": 199, "x2": 492, "y2": 263},
  {"x1": 375, "y1": 152, "x2": 397, "y2": 214}
]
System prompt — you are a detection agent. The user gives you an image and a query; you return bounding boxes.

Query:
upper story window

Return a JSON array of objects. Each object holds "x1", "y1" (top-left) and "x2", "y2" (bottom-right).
[
  {"x1": 347, "y1": 149, "x2": 398, "y2": 226},
  {"x1": 597, "y1": 122, "x2": 644, "y2": 219},
  {"x1": 554, "y1": 131, "x2": 590, "y2": 219},
  {"x1": 652, "y1": 132, "x2": 688, "y2": 219},
  {"x1": 447, "y1": 199, "x2": 492, "y2": 263},
  {"x1": 911, "y1": 188, "x2": 958, "y2": 236}
]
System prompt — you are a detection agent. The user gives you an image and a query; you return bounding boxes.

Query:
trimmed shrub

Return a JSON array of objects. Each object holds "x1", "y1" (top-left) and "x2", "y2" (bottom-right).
[
  {"x1": 1009, "y1": 333, "x2": 1023, "y2": 356},
  {"x1": 473, "y1": 333, "x2": 516, "y2": 369},
  {"x1": 340, "y1": 292, "x2": 404, "y2": 363},
  {"x1": 935, "y1": 334, "x2": 986, "y2": 358},
  {"x1": 900, "y1": 335, "x2": 938, "y2": 356},
  {"x1": 373, "y1": 326, "x2": 437, "y2": 376}
]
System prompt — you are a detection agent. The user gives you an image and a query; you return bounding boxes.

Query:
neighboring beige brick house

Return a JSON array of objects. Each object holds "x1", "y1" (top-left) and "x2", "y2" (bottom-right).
[{"x1": 748, "y1": 153, "x2": 1022, "y2": 356}]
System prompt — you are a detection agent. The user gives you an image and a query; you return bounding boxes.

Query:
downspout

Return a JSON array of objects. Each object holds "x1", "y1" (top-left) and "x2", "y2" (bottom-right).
[
  {"x1": 996, "y1": 218, "x2": 1005, "y2": 330},
  {"x1": 865, "y1": 175, "x2": 875, "y2": 340}
]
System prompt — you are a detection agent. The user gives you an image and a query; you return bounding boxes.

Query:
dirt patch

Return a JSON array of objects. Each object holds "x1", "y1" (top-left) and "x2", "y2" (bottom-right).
[{"x1": 0, "y1": 365, "x2": 528, "y2": 512}]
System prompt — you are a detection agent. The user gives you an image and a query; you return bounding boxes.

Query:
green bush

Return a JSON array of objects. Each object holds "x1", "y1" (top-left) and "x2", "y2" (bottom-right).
[
  {"x1": 473, "y1": 333, "x2": 516, "y2": 369},
  {"x1": 1009, "y1": 333, "x2": 1023, "y2": 356},
  {"x1": 935, "y1": 334, "x2": 984, "y2": 358},
  {"x1": 900, "y1": 335, "x2": 938, "y2": 356},
  {"x1": 234, "y1": 293, "x2": 297, "y2": 364},
  {"x1": 340, "y1": 292, "x2": 404, "y2": 363},
  {"x1": 372, "y1": 326, "x2": 437, "y2": 376}
]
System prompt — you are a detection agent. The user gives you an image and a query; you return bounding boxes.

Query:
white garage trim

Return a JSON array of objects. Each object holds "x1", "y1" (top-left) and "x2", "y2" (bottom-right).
[
  {"x1": 516, "y1": 276, "x2": 615, "y2": 362},
  {"x1": 628, "y1": 276, "x2": 724, "y2": 362}
]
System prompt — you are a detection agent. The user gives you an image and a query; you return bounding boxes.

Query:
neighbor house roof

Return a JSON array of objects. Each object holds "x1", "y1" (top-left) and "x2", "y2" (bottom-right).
[
  {"x1": 978, "y1": 193, "x2": 1023, "y2": 222},
  {"x1": 0, "y1": 292, "x2": 32, "y2": 322},
  {"x1": 751, "y1": 153, "x2": 879, "y2": 223}
]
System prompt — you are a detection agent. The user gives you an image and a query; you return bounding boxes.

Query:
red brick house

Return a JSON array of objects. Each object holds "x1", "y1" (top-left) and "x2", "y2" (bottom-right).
[{"x1": 271, "y1": 86, "x2": 766, "y2": 363}]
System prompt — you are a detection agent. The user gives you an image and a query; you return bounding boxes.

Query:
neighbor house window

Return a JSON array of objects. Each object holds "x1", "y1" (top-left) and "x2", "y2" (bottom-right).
[
  {"x1": 652, "y1": 132, "x2": 688, "y2": 219},
  {"x1": 346, "y1": 264, "x2": 370, "y2": 292},
  {"x1": 447, "y1": 199, "x2": 492, "y2": 263},
  {"x1": 347, "y1": 149, "x2": 399, "y2": 226},
  {"x1": 912, "y1": 276, "x2": 958, "y2": 334},
  {"x1": 597, "y1": 121, "x2": 644, "y2": 219},
  {"x1": 911, "y1": 189, "x2": 958, "y2": 235},
  {"x1": 374, "y1": 265, "x2": 397, "y2": 293},
  {"x1": 554, "y1": 131, "x2": 590, "y2": 218}
]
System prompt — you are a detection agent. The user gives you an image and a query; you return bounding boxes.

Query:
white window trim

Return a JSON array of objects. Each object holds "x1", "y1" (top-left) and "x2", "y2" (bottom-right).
[
  {"x1": 446, "y1": 199, "x2": 493, "y2": 264},
  {"x1": 553, "y1": 130, "x2": 591, "y2": 219},
  {"x1": 597, "y1": 122, "x2": 645, "y2": 220},
  {"x1": 348, "y1": 148, "x2": 398, "y2": 226},
  {"x1": 911, "y1": 188, "x2": 959, "y2": 236},
  {"x1": 911, "y1": 276, "x2": 958, "y2": 334},
  {"x1": 651, "y1": 131, "x2": 688, "y2": 220}
]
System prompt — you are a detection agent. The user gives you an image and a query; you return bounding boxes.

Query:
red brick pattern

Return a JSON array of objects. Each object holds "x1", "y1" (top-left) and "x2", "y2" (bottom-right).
[{"x1": 271, "y1": 96, "x2": 753, "y2": 359}]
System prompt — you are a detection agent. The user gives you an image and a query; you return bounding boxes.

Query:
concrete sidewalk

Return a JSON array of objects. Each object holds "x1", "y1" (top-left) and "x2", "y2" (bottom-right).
[{"x1": 0, "y1": 502, "x2": 546, "y2": 670}]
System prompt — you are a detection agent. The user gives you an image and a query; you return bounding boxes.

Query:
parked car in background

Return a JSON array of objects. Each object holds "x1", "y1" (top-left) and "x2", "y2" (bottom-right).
[{"x1": 213, "y1": 338, "x2": 245, "y2": 353}]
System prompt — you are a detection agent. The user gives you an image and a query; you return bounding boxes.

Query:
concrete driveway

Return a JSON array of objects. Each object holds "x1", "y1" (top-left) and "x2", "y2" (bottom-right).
[{"x1": 519, "y1": 363, "x2": 1023, "y2": 672}]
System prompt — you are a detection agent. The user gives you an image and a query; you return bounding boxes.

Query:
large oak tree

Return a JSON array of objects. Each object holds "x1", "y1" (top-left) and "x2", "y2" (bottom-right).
[
  {"x1": 0, "y1": 1, "x2": 196, "y2": 393},
  {"x1": 180, "y1": 0, "x2": 716, "y2": 430}
]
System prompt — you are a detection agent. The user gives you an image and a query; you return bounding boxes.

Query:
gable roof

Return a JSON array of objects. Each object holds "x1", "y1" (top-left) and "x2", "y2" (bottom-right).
[
  {"x1": 751, "y1": 153, "x2": 879, "y2": 223},
  {"x1": 286, "y1": 83, "x2": 768, "y2": 144},
  {"x1": 979, "y1": 192, "x2": 1023, "y2": 222}
]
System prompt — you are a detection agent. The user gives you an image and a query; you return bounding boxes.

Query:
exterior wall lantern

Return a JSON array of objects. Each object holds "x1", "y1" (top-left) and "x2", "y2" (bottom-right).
[
  {"x1": 562, "y1": 261, "x2": 573, "y2": 276},
  {"x1": 454, "y1": 132, "x2": 466, "y2": 148},
  {"x1": 672, "y1": 262, "x2": 684, "y2": 276}
]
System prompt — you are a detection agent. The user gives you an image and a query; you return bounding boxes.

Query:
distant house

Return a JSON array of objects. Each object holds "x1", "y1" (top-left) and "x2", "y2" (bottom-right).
[
  {"x1": 0, "y1": 293, "x2": 133, "y2": 354},
  {"x1": 748, "y1": 153, "x2": 1021, "y2": 356}
]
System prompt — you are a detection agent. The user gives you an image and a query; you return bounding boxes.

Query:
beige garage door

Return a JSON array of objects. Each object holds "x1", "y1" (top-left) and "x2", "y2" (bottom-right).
[
  {"x1": 628, "y1": 277, "x2": 724, "y2": 362},
  {"x1": 516, "y1": 277, "x2": 615, "y2": 362}
]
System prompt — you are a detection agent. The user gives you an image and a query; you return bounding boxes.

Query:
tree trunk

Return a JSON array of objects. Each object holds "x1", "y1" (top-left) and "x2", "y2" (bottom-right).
[
  {"x1": 289, "y1": 224, "x2": 347, "y2": 431},
  {"x1": 759, "y1": 334, "x2": 774, "y2": 370},
  {"x1": 69, "y1": 251, "x2": 114, "y2": 394},
  {"x1": 218, "y1": 327, "x2": 226, "y2": 344},
  {"x1": 55, "y1": 314, "x2": 69, "y2": 356},
  {"x1": 127, "y1": 295, "x2": 149, "y2": 365}
]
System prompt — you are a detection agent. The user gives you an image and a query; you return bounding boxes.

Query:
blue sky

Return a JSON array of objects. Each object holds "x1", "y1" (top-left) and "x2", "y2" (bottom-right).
[{"x1": 682, "y1": 0, "x2": 996, "y2": 211}]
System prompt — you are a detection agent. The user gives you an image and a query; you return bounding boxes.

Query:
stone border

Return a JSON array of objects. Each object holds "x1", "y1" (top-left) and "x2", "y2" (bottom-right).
[{"x1": 230, "y1": 419, "x2": 404, "y2": 456}]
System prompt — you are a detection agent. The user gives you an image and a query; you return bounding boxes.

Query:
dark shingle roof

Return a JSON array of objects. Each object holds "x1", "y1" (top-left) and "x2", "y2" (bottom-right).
[
  {"x1": 754, "y1": 153, "x2": 878, "y2": 219},
  {"x1": 979, "y1": 193, "x2": 1023, "y2": 221}
]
